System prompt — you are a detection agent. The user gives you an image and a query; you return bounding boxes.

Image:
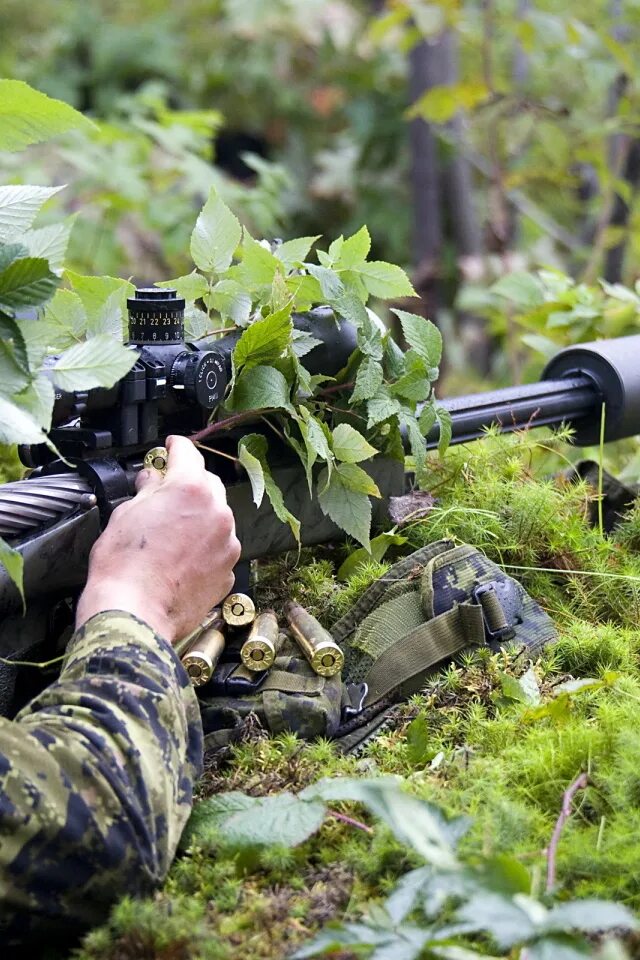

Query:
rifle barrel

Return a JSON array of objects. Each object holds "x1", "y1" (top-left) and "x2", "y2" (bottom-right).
[{"x1": 428, "y1": 375, "x2": 599, "y2": 448}]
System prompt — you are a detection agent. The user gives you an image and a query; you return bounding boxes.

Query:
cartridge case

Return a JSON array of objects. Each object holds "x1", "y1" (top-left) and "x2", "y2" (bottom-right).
[
  {"x1": 222, "y1": 592, "x2": 256, "y2": 627},
  {"x1": 284, "y1": 601, "x2": 344, "y2": 678},
  {"x1": 181, "y1": 616, "x2": 226, "y2": 687},
  {"x1": 240, "y1": 610, "x2": 280, "y2": 672},
  {"x1": 143, "y1": 445, "x2": 168, "y2": 474}
]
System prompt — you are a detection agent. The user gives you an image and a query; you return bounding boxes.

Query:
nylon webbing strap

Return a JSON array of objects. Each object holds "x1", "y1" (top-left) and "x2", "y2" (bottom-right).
[
  {"x1": 478, "y1": 589, "x2": 509, "y2": 633},
  {"x1": 363, "y1": 603, "x2": 486, "y2": 706},
  {"x1": 259, "y1": 670, "x2": 325, "y2": 694}
]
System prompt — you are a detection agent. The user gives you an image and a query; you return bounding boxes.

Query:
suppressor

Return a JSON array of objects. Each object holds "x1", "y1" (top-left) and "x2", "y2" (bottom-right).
[
  {"x1": 284, "y1": 601, "x2": 344, "y2": 678},
  {"x1": 240, "y1": 610, "x2": 280, "y2": 672},
  {"x1": 181, "y1": 616, "x2": 226, "y2": 687},
  {"x1": 222, "y1": 592, "x2": 256, "y2": 627}
]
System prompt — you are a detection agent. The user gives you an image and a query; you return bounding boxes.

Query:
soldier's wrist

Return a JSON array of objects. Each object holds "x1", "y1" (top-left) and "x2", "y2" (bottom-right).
[{"x1": 76, "y1": 577, "x2": 176, "y2": 644}]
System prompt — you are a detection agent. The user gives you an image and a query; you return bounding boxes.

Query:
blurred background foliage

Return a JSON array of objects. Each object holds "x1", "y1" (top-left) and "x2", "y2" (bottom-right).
[{"x1": 4, "y1": 0, "x2": 640, "y2": 385}]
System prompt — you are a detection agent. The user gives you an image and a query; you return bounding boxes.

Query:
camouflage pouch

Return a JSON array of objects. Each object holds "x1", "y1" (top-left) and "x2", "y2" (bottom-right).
[
  {"x1": 198, "y1": 540, "x2": 556, "y2": 752},
  {"x1": 198, "y1": 630, "x2": 344, "y2": 751}
]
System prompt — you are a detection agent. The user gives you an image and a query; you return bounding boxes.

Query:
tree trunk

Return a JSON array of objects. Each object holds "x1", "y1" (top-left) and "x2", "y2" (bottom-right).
[{"x1": 408, "y1": 37, "x2": 444, "y2": 321}]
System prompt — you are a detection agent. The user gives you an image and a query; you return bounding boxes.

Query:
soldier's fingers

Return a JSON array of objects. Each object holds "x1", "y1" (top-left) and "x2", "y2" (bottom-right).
[
  {"x1": 165, "y1": 435, "x2": 205, "y2": 481},
  {"x1": 135, "y1": 466, "x2": 164, "y2": 494},
  {"x1": 206, "y1": 469, "x2": 228, "y2": 504}
]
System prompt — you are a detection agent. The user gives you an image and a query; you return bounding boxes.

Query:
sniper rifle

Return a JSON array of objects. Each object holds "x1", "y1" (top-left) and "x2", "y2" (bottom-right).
[{"x1": 0, "y1": 285, "x2": 639, "y2": 715}]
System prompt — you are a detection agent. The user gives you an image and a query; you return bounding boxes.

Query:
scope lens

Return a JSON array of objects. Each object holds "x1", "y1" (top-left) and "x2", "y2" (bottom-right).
[{"x1": 127, "y1": 286, "x2": 186, "y2": 344}]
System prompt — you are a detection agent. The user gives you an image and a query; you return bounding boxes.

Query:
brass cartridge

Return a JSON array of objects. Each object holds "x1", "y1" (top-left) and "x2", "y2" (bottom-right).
[
  {"x1": 175, "y1": 607, "x2": 222, "y2": 658},
  {"x1": 222, "y1": 592, "x2": 256, "y2": 627},
  {"x1": 284, "y1": 601, "x2": 344, "y2": 678},
  {"x1": 181, "y1": 617, "x2": 226, "y2": 687},
  {"x1": 240, "y1": 610, "x2": 280, "y2": 672},
  {"x1": 143, "y1": 445, "x2": 168, "y2": 475}
]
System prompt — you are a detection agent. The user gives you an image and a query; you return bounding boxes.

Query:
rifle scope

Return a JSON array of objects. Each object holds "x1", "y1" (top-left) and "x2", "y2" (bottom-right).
[{"x1": 35, "y1": 288, "x2": 358, "y2": 462}]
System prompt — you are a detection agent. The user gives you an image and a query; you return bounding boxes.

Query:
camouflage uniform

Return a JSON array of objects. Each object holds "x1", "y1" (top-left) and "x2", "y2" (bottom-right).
[{"x1": 0, "y1": 611, "x2": 203, "y2": 950}]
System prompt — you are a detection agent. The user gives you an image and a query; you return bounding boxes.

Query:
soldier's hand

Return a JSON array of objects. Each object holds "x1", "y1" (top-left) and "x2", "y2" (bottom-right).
[{"x1": 76, "y1": 435, "x2": 241, "y2": 643}]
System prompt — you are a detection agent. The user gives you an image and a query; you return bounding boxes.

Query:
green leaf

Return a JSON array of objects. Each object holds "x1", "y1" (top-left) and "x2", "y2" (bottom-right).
[
  {"x1": 190, "y1": 186, "x2": 242, "y2": 274},
  {"x1": 491, "y1": 272, "x2": 545, "y2": 309},
  {"x1": 338, "y1": 226, "x2": 371, "y2": 269},
  {"x1": 301, "y1": 777, "x2": 458, "y2": 868},
  {"x1": 0, "y1": 535, "x2": 24, "y2": 606},
  {"x1": 392, "y1": 310, "x2": 442, "y2": 367},
  {"x1": 0, "y1": 315, "x2": 29, "y2": 395},
  {"x1": 408, "y1": 82, "x2": 489, "y2": 123},
  {"x1": 183, "y1": 304, "x2": 210, "y2": 340},
  {"x1": 351, "y1": 356, "x2": 384, "y2": 404},
  {"x1": 233, "y1": 309, "x2": 292, "y2": 373},
  {"x1": 326, "y1": 235, "x2": 344, "y2": 264},
  {"x1": 436, "y1": 406, "x2": 452, "y2": 457},
  {"x1": 390, "y1": 352, "x2": 431, "y2": 404},
  {"x1": 52, "y1": 336, "x2": 136, "y2": 392},
  {"x1": 317, "y1": 466, "x2": 373, "y2": 549},
  {"x1": 0, "y1": 79, "x2": 95, "y2": 152},
  {"x1": 13, "y1": 373, "x2": 54, "y2": 429},
  {"x1": 0, "y1": 394, "x2": 48, "y2": 444},
  {"x1": 0, "y1": 185, "x2": 64, "y2": 243},
  {"x1": 419, "y1": 402, "x2": 437, "y2": 435},
  {"x1": 305, "y1": 264, "x2": 345, "y2": 300},
  {"x1": 403, "y1": 415, "x2": 428, "y2": 480},
  {"x1": 297, "y1": 410, "x2": 334, "y2": 492},
  {"x1": 21, "y1": 218, "x2": 75, "y2": 275},
  {"x1": 454, "y1": 892, "x2": 538, "y2": 949},
  {"x1": 233, "y1": 234, "x2": 280, "y2": 290},
  {"x1": 238, "y1": 434, "x2": 266, "y2": 508},
  {"x1": 543, "y1": 900, "x2": 638, "y2": 935},
  {"x1": 291, "y1": 329, "x2": 323, "y2": 359},
  {"x1": 230, "y1": 364, "x2": 294, "y2": 413},
  {"x1": 157, "y1": 272, "x2": 208, "y2": 303},
  {"x1": 367, "y1": 389, "x2": 402, "y2": 429},
  {"x1": 335, "y1": 462, "x2": 381, "y2": 497},
  {"x1": 0, "y1": 256, "x2": 59, "y2": 311},
  {"x1": 523, "y1": 939, "x2": 591, "y2": 960},
  {"x1": 87, "y1": 289, "x2": 125, "y2": 340},
  {"x1": 337, "y1": 531, "x2": 407, "y2": 580},
  {"x1": 356, "y1": 261, "x2": 417, "y2": 299},
  {"x1": 0, "y1": 242, "x2": 28, "y2": 273},
  {"x1": 332, "y1": 423, "x2": 378, "y2": 463},
  {"x1": 220, "y1": 792, "x2": 326, "y2": 850},
  {"x1": 41, "y1": 289, "x2": 87, "y2": 348},
  {"x1": 384, "y1": 867, "x2": 433, "y2": 925},
  {"x1": 206, "y1": 279, "x2": 252, "y2": 325},
  {"x1": 274, "y1": 236, "x2": 320, "y2": 271},
  {"x1": 64, "y1": 272, "x2": 134, "y2": 322},
  {"x1": 405, "y1": 713, "x2": 435, "y2": 766},
  {"x1": 497, "y1": 671, "x2": 532, "y2": 704},
  {"x1": 239, "y1": 433, "x2": 300, "y2": 543}
]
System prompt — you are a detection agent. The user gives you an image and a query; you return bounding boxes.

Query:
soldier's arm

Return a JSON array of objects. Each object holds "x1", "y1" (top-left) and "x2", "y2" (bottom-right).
[
  {"x1": 0, "y1": 436, "x2": 241, "y2": 941},
  {"x1": 0, "y1": 610, "x2": 202, "y2": 932}
]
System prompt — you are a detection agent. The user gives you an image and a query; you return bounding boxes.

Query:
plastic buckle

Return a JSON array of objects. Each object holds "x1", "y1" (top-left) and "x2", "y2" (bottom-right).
[
  {"x1": 472, "y1": 580, "x2": 521, "y2": 643},
  {"x1": 342, "y1": 682, "x2": 369, "y2": 720}
]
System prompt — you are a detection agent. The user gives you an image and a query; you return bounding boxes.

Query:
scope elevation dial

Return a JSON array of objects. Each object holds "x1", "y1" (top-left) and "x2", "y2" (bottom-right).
[
  {"x1": 170, "y1": 351, "x2": 227, "y2": 409},
  {"x1": 127, "y1": 287, "x2": 185, "y2": 344}
]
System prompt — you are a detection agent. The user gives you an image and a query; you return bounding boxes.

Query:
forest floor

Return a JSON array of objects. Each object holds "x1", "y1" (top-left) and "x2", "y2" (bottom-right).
[{"x1": 72, "y1": 430, "x2": 640, "y2": 959}]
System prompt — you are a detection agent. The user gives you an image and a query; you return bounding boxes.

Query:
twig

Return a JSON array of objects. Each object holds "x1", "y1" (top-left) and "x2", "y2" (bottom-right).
[
  {"x1": 193, "y1": 442, "x2": 239, "y2": 463},
  {"x1": 190, "y1": 411, "x2": 272, "y2": 443},
  {"x1": 316, "y1": 382, "x2": 355, "y2": 398},
  {"x1": 546, "y1": 772, "x2": 588, "y2": 891},
  {"x1": 327, "y1": 809, "x2": 374, "y2": 834}
]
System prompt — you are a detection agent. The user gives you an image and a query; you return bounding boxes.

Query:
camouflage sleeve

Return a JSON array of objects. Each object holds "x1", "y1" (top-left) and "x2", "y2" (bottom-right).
[{"x1": 0, "y1": 611, "x2": 203, "y2": 943}]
